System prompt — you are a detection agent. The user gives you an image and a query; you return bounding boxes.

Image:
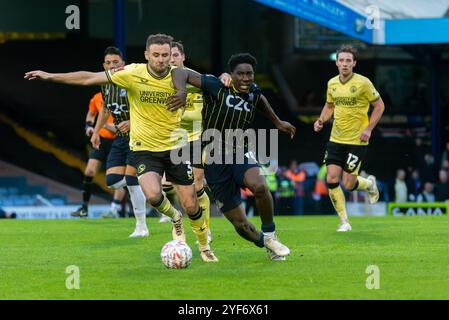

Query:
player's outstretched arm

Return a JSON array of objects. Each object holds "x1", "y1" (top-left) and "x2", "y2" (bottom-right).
[
  {"x1": 24, "y1": 70, "x2": 108, "y2": 86},
  {"x1": 258, "y1": 94, "x2": 296, "y2": 139},
  {"x1": 314, "y1": 102, "x2": 334, "y2": 132},
  {"x1": 360, "y1": 97, "x2": 385, "y2": 142},
  {"x1": 185, "y1": 68, "x2": 202, "y2": 88}
]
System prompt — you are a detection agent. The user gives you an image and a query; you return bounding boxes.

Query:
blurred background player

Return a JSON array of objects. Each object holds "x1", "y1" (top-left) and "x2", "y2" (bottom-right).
[
  {"x1": 90, "y1": 46, "x2": 148, "y2": 237},
  {"x1": 71, "y1": 90, "x2": 126, "y2": 218},
  {"x1": 313, "y1": 44, "x2": 385, "y2": 232},
  {"x1": 179, "y1": 53, "x2": 296, "y2": 261}
]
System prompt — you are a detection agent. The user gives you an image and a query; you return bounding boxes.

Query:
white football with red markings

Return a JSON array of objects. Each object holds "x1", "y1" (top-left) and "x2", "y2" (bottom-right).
[{"x1": 160, "y1": 240, "x2": 192, "y2": 269}]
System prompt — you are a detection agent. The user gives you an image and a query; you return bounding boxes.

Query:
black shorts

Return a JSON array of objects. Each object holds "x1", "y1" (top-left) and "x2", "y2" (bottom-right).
[
  {"x1": 205, "y1": 152, "x2": 259, "y2": 213},
  {"x1": 132, "y1": 149, "x2": 194, "y2": 185},
  {"x1": 106, "y1": 135, "x2": 134, "y2": 169},
  {"x1": 174, "y1": 139, "x2": 203, "y2": 169},
  {"x1": 89, "y1": 137, "x2": 113, "y2": 162},
  {"x1": 190, "y1": 140, "x2": 203, "y2": 169},
  {"x1": 324, "y1": 141, "x2": 367, "y2": 175}
]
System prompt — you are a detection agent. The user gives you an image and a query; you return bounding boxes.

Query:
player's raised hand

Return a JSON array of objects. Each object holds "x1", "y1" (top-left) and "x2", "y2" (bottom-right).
[
  {"x1": 276, "y1": 120, "x2": 296, "y2": 139},
  {"x1": 314, "y1": 119, "x2": 324, "y2": 132},
  {"x1": 24, "y1": 70, "x2": 51, "y2": 81},
  {"x1": 166, "y1": 91, "x2": 187, "y2": 111},
  {"x1": 117, "y1": 120, "x2": 130, "y2": 133},
  {"x1": 219, "y1": 73, "x2": 232, "y2": 87},
  {"x1": 90, "y1": 132, "x2": 101, "y2": 150},
  {"x1": 360, "y1": 128, "x2": 372, "y2": 142}
]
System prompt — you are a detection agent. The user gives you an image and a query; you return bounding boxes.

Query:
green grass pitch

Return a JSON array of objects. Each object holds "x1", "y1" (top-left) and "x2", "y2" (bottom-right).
[{"x1": 1, "y1": 215, "x2": 448, "y2": 299}]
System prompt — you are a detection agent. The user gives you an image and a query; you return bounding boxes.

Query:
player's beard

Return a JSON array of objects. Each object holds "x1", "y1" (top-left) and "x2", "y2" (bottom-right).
[{"x1": 150, "y1": 62, "x2": 169, "y2": 75}]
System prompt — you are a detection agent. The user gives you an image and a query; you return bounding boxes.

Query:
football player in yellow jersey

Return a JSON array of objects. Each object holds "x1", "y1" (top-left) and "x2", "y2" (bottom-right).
[
  {"x1": 313, "y1": 45, "x2": 385, "y2": 232},
  {"x1": 24, "y1": 33, "x2": 218, "y2": 262},
  {"x1": 158, "y1": 42, "x2": 213, "y2": 241}
]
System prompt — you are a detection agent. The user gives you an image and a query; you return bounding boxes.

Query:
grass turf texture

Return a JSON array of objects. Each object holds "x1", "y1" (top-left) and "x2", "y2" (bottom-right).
[{"x1": 1, "y1": 216, "x2": 448, "y2": 299}]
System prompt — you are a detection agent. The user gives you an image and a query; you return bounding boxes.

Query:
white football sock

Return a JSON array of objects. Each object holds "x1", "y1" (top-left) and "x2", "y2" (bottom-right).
[
  {"x1": 110, "y1": 201, "x2": 122, "y2": 213},
  {"x1": 127, "y1": 185, "x2": 147, "y2": 226},
  {"x1": 263, "y1": 231, "x2": 275, "y2": 238}
]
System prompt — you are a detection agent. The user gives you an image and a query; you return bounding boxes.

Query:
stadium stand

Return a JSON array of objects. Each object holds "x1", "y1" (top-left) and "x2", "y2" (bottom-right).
[{"x1": 0, "y1": 160, "x2": 108, "y2": 206}]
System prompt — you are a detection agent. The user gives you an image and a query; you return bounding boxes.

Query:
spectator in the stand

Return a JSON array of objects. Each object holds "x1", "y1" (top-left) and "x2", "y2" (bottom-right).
[
  {"x1": 261, "y1": 163, "x2": 278, "y2": 213},
  {"x1": 440, "y1": 142, "x2": 449, "y2": 168},
  {"x1": 421, "y1": 153, "x2": 437, "y2": 183},
  {"x1": 416, "y1": 182, "x2": 436, "y2": 203},
  {"x1": 435, "y1": 170, "x2": 449, "y2": 202},
  {"x1": 299, "y1": 161, "x2": 320, "y2": 213},
  {"x1": 314, "y1": 164, "x2": 334, "y2": 214},
  {"x1": 285, "y1": 160, "x2": 306, "y2": 215},
  {"x1": 0, "y1": 207, "x2": 16, "y2": 219},
  {"x1": 314, "y1": 164, "x2": 328, "y2": 198},
  {"x1": 277, "y1": 168, "x2": 295, "y2": 215},
  {"x1": 407, "y1": 168, "x2": 422, "y2": 201},
  {"x1": 285, "y1": 160, "x2": 299, "y2": 178},
  {"x1": 299, "y1": 161, "x2": 320, "y2": 178},
  {"x1": 394, "y1": 169, "x2": 408, "y2": 203}
]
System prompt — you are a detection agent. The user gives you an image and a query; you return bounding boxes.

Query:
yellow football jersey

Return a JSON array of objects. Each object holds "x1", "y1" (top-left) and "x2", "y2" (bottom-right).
[
  {"x1": 326, "y1": 73, "x2": 380, "y2": 146},
  {"x1": 179, "y1": 92, "x2": 203, "y2": 142},
  {"x1": 106, "y1": 63, "x2": 183, "y2": 152}
]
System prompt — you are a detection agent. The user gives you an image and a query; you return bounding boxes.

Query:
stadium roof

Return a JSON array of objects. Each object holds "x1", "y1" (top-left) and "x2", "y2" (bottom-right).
[
  {"x1": 338, "y1": 0, "x2": 449, "y2": 19},
  {"x1": 254, "y1": 0, "x2": 449, "y2": 45}
]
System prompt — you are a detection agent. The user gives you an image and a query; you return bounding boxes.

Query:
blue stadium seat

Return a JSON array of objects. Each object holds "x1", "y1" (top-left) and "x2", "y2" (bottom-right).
[{"x1": 0, "y1": 176, "x2": 67, "y2": 206}]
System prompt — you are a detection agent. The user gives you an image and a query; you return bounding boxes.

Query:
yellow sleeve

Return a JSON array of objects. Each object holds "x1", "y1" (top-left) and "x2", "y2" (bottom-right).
[
  {"x1": 105, "y1": 63, "x2": 136, "y2": 90},
  {"x1": 182, "y1": 106, "x2": 202, "y2": 122},
  {"x1": 182, "y1": 93, "x2": 203, "y2": 121},
  {"x1": 363, "y1": 79, "x2": 380, "y2": 103},
  {"x1": 326, "y1": 82, "x2": 334, "y2": 104},
  {"x1": 186, "y1": 84, "x2": 202, "y2": 94}
]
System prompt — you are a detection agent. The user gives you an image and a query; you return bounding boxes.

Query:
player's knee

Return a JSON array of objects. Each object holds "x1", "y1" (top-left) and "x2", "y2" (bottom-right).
[
  {"x1": 84, "y1": 168, "x2": 96, "y2": 177},
  {"x1": 251, "y1": 182, "x2": 269, "y2": 198},
  {"x1": 148, "y1": 193, "x2": 163, "y2": 206},
  {"x1": 182, "y1": 201, "x2": 199, "y2": 216},
  {"x1": 106, "y1": 174, "x2": 126, "y2": 189},
  {"x1": 194, "y1": 177, "x2": 204, "y2": 192},
  {"x1": 144, "y1": 185, "x2": 162, "y2": 204},
  {"x1": 326, "y1": 176, "x2": 340, "y2": 185},
  {"x1": 343, "y1": 179, "x2": 356, "y2": 190}
]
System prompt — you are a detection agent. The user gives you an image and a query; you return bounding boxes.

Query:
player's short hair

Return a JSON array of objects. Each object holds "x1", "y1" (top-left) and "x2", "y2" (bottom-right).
[
  {"x1": 104, "y1": 46, "x2": 123, "y2": 59},
  {"x1": 172, "y1": 41, "x2": 185, "y2": 55},
  {"x1": 336, "y1": 44, "x2": 358, "y2": 61},
  {"x1": 146, "y1": 33, "x2": 174, "y2": 49},
  {"x1": 228, "y1": 53, "x2": 257, "y2": 72}
]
